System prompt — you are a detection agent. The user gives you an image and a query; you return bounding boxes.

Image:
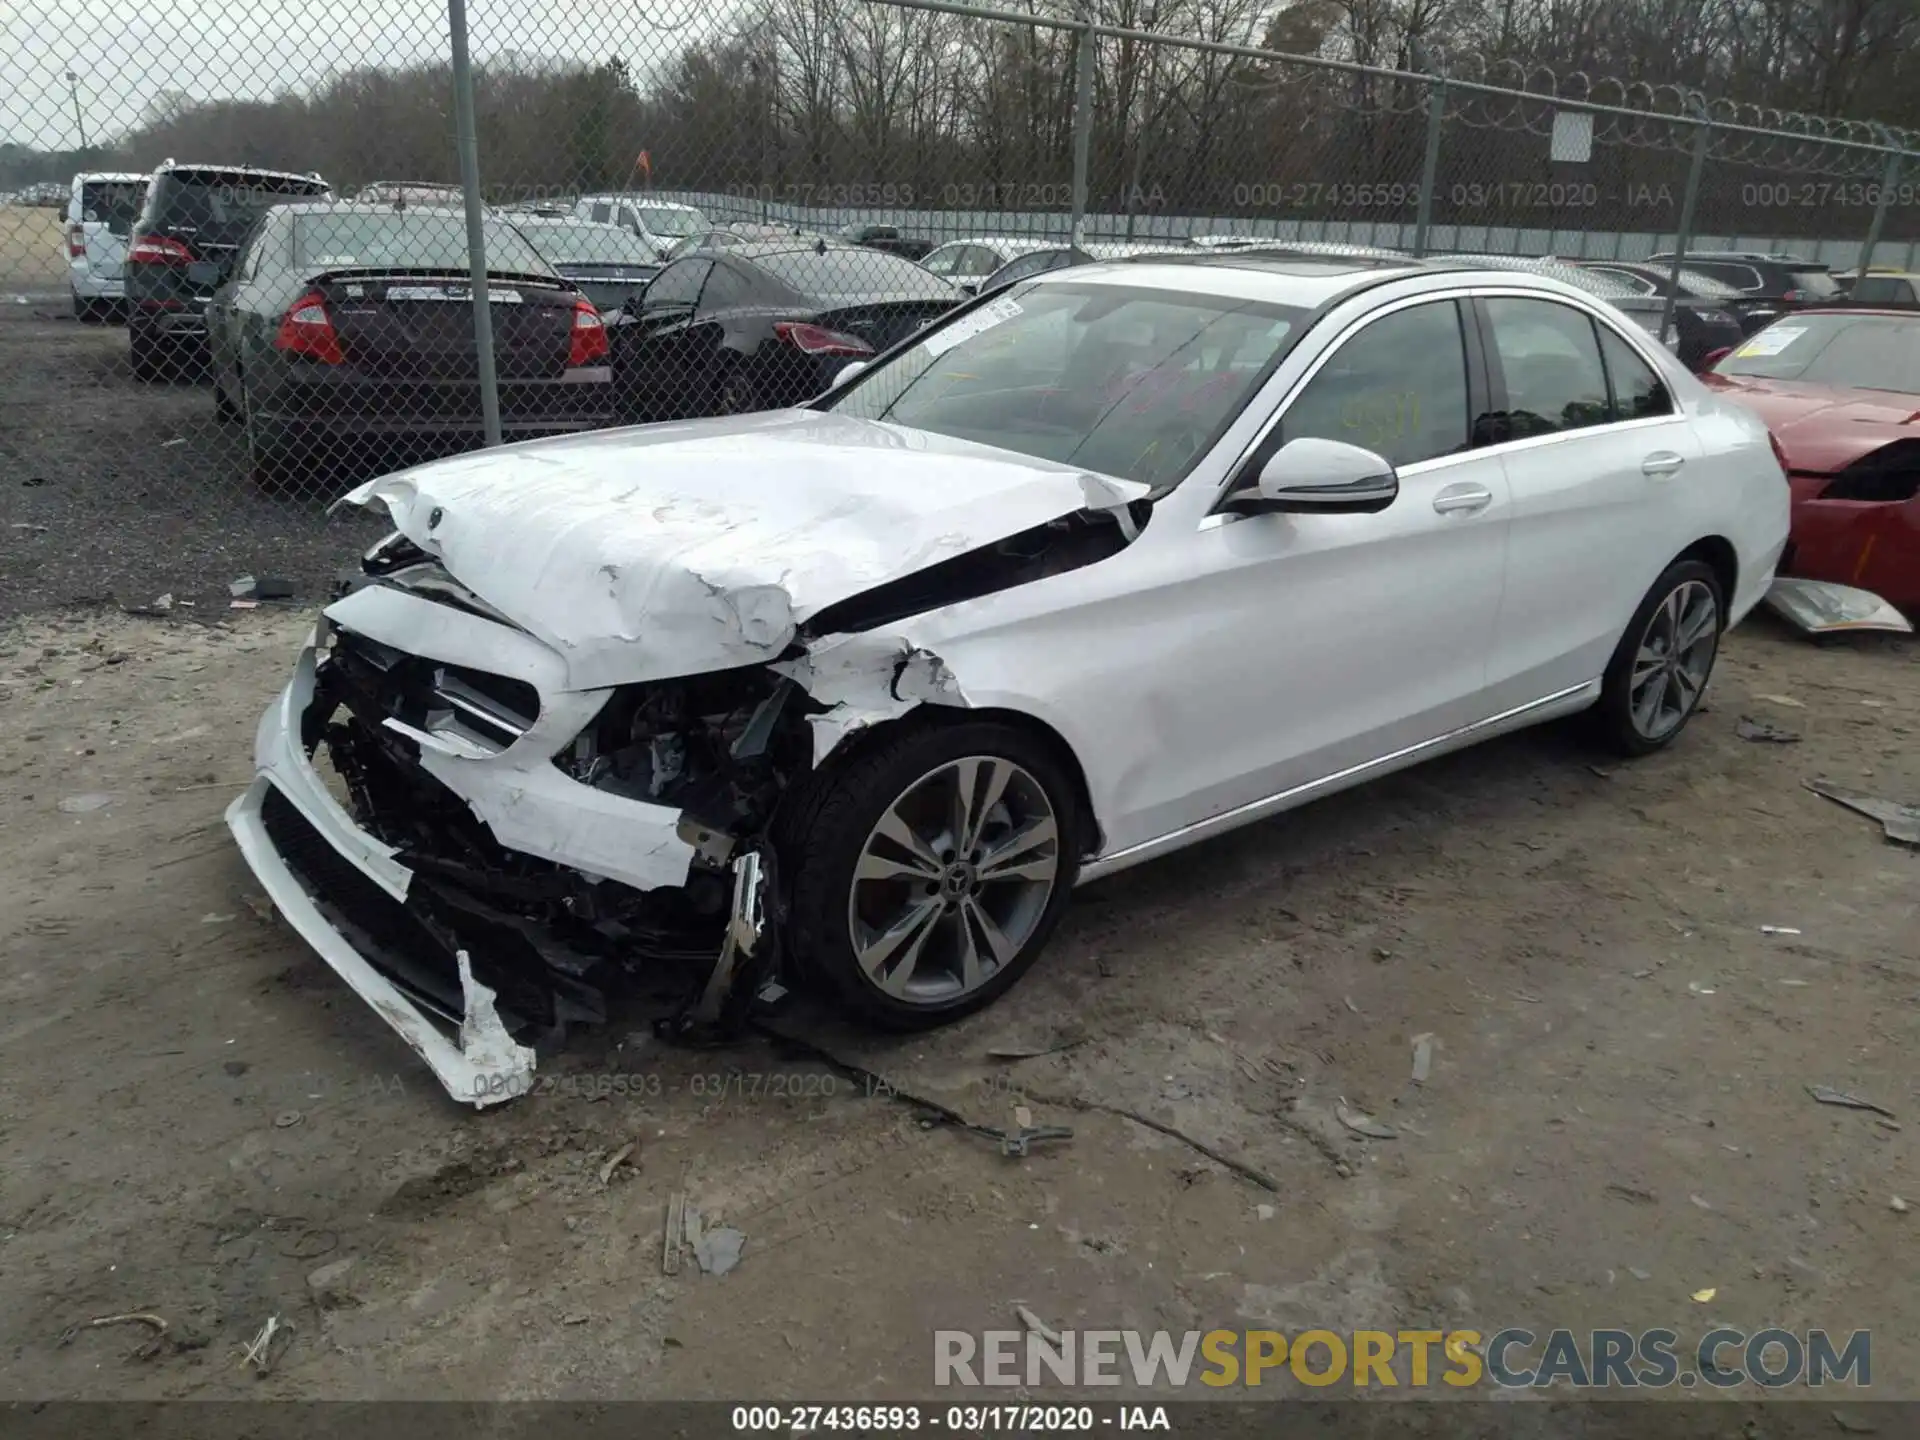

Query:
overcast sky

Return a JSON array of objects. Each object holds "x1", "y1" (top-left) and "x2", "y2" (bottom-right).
[{"x1": 5, "y1": 0, "x2": 729, "y2": 146}]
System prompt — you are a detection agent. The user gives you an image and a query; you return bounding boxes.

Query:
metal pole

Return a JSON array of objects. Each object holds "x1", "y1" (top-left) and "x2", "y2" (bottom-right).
[
  {"x1": 1857, "y1": 129, "x2": 1902, "y2": 279},
  {"x1": 65, "y1": 70, "x2": 88, "y2": 150},
  {"x1": 1658, "y1": 106, "x2": 1711, "y2": 350},
  {"x1": 1069, "y1": 10, "x2": 1094, "y2": 249},
  {"x1": 1412, "y1": 75, "x2": 1446, "y2": 258},
  {"x1": 447, "y1": 0, "x2": 502, "y2": 448}
]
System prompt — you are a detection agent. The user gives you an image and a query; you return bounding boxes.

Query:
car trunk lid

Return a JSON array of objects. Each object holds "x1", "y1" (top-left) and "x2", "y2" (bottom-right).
[
  {"x1": 814, "y1": 297, "x2": 963, "y2": 353},
  {"x1": 314, "y1": 270, "x2": 581, "y2": 379}
]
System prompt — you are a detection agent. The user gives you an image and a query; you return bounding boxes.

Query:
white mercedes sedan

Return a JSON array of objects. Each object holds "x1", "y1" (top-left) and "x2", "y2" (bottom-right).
[{"x1": 227, "y1": 252, "x2": 1790, "y2": 1105}]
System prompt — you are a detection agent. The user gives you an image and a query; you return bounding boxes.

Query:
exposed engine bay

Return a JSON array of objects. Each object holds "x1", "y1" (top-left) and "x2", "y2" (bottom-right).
[{"x1": 282, "y1": 500, "x2": 1143, "y2": 1066}]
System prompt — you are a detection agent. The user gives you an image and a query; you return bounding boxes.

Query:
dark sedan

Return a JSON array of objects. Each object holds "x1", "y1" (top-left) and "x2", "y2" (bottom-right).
[
  {"x1": 512, "y1": 214, "x2": 661, "y2": 316},
  {"x1": 206, "y1": 203, "x2": 615, "y2": 486},
  {"x1": 610, "y1": 239, "x2": 963, "y2": 420},
  {"x1": 1574, "y1": 261, "x2": 1753, "y2": 367}
]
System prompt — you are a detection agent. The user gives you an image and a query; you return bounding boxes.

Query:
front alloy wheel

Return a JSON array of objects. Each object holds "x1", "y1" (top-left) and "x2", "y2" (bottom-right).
[
  {"x1": 848, "y1": 756, "x2": 1060, "y2": 1006},
  {"x1": 779, "y1": 720, "x2": 1082, "y2": 1028}
]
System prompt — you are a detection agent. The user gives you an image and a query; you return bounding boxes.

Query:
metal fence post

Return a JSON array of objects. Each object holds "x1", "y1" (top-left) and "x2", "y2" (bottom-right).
[
  {"x1": 1412, "y1": 75, "x2": 1446, "y2": 258},
  {"x1": 1069, "y1": 5, "x2": 1094, "y2": 248},
  {"x1": 1658, "y1": 102, "x2": 1712, "y2": 350},
  {"x1": 1857, "y1": 127, "x2": 1903, "y2": 277},
  {"x1": 448, "y1": 0, "x2": 503, "y2": 449}
]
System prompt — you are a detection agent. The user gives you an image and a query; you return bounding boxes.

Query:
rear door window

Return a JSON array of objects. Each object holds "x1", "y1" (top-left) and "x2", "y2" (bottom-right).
[
  {"x1": 1691, "y1": 262, "x2": 1763, "y2": 292},
  {"x1": 695, "y1": 262, "x2": 750, "y2": 314},
  {"x1": 645, "y1": 258, "x2": 711, "y2": 307},
  {"x1": 1788, "y1": 267, "x2": 1841, "y2": 299},
  {"x1": 1482, "y1": 297, "x2": 1612, "y2": 439},
  {"x1": 1596, "y1": 325, "x2": 1674, "y2": 420}
]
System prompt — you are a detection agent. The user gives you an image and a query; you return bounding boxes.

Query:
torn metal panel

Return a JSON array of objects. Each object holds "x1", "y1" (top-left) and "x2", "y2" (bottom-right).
[
  {"x1": 1763, "y1": 577, "x2": 1913, "y2": 635},
  {"x1": 342, "y1": 410, "x2": 1146, "y2": 691},
  {"x1": 773, "y1": 632, "x2": 972, "y2": 765}
]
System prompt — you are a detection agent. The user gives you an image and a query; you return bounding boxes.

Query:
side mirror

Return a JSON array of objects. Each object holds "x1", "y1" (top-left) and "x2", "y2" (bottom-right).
[
  {"x1": 1228, "y1": 437, "x2": 1398, "y2": 515},
  {"x1": 186, "y1": 260, "x2": 222, "y2": 287},
  {"x1": 833, "y1": 359, "x2": 870, "y2": 386}
]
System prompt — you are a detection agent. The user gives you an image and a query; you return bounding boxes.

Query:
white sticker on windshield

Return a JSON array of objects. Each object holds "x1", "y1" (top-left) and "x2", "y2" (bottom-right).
[
  {"x1": 315, "y1": 254, "x2": 359, "y2": 266},
  {"x1": 921, "y1": 295, "x2": 1024, "y2": 357},
  {"x1": 1735, "y1": 326, "x2": 1805, "y2": 358}
]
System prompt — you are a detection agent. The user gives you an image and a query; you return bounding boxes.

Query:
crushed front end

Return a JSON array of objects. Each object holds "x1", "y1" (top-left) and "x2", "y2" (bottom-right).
[{"x1": 224, "y1": 539, "x2": 813, "y2": 1107}]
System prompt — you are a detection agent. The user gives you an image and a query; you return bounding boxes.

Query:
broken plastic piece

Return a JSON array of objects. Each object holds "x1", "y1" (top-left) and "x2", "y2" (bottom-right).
[
  {"x1": 1805, "y1": 778, "x2": 1920, "y2": 847},
  {"x1": 1762, "y1": 577, "x2": 1913, "y2": 636},
  {"x1": 455, "y1": 951, "x2": 537, "y2": 1103}
]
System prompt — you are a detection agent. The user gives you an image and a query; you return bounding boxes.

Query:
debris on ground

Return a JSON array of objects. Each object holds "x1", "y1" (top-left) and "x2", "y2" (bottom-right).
[
  {"x1": 1762, "y1": 577, "x2": 1914, "y2": 636},
  {"x1": 1688, "y1": 981, "x2": 1717, "y2": 995},
  {"x1": 241, "y1": 894, "x2": 276, "y2": 924},
  {"x1": 1627, "y1": 1267, "x2": 1652, "y2": 1281},
  {"x1": 1256, "y1": 1203, "x2": 1276, "y2": 1220},
  {"x1": 1806, "y1": 1084, "x2": 1896, "y2": 1119},
  {"x1": 306, "y1": 1258, "x2": 360, "y2": 1310},
  {"x1": 57, "y1": 793, "x2": 113, "y2": 814},
  {"x1": 1605, "y1": 1182, "x2": 1658, "y2": 1205},
  {"x1": 598, "y1": 1141, "x2": 636, "y2": 1186},
  {"x1": 1892, "y1": 1196, "x2": 1909, "y2": 1215},
  {"x1": 1760, "y1": 925, "x2": 1802, "y2": 936},
  {"x1": 58, "y1": 1312, "x2": 169, "y2": 1358},
  {"x1": 1755, "y1": 693, "x2": 1804, "y2": 708},
  {"x1": 229, "y1": 575, "x2": 297, "y2": 602},
  {"x1": 662, "y1": 1192, "x2": 686, "y2": 1275},
  {"x1": 1410, "y1": 1033, "x2": 1435, "y2": 1085},
  {"x1": 985, "y1": 1036, "x2": 1084, "y2": 1061},
  {"x1": 1832, "y1": 1411, "x2": 1879, "y2": 1435},
  {"x1": 683, "y1": 1202, "x2": 744, "y2": 1277},
  {"x1": 1689, "y1": 1194, "x2": 1714, "y2": 1211},
  {"x1": 229, "y1": 599, "x2": 259, "y2": 611},
  {"x1": 239, "y1": 1314, "x2": 285, "y2": 1373},
  {"x1": 160, "y1": 437, "x2": 186, "y2": 448},
  {"x1": 1014, "y1": 1305, "x2": 1062, "y2": 1345},
  {"x1": 1737, "y1": 716, "x2": 1801, "y2": 743},
  {"x1": 272, "y1": 1110, "x2": 303, "y2": 1129},
  {"x1": 1804, "y1": 779, "x2": 1920, "y2": 847},
  {"x1": 1336, "y1": 1099, "x2": 1399, "y2": 1140},
  {"x1": 1691, "y1": 1287, "x2": 1717, "y2": 1303}
]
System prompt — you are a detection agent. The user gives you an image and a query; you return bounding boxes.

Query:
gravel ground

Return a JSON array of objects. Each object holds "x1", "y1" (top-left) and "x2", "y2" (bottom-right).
[
  {"x1": 1, "y1": 606, "x2": 1915, "y2": 1405},
  {"x1": 0, "y1": 284, "x2": 391, "y2": 620}
]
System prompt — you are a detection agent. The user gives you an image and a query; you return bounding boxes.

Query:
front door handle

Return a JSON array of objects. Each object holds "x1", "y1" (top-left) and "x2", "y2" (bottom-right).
[
  {"x1": 1642, "y1": 451, "x2": 1686, "y2": 478},
  {"x1": 1432, "y1": 482, "x2": 1493, "y2": 515}
]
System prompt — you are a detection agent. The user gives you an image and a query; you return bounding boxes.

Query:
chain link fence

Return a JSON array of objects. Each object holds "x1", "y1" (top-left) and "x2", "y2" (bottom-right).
[{"x1": 4, "y1": 0, "x2": 1920, "y2": 611}]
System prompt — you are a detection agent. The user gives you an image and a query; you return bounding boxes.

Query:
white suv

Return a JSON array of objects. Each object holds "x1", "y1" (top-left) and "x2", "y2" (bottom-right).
[
  {"x1": 570, "y1": 195, "x2": 708, "y2": 262},
  {"x1": 66, "y1": 172, "x2": 150, "y2": 321}
]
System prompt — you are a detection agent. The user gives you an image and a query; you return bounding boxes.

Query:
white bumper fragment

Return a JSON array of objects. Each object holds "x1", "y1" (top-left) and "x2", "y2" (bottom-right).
[{"x1": 223, "y1": 606, "x2": 698, "y2": 1108}]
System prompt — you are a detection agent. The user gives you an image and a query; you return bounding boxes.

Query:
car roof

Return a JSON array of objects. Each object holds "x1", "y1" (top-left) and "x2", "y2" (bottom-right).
[
  {"x1": 1030, "y1": 251, "x2": 1437, "y2": 307},
  {"x1": 267, "y1": 200, "x2": 470, "y2": 218},
  {"x1": 74, "y1": 172, "x2": 149, "y2": 184},
  {"x1": 579, "y1": 195, "x2": 701, "y2": 209},
  {"x1": 1844, "y1": 271, "x2": 1920, "y2": 281},
  {"x1": 154, "y1": 162, "x2": 325, "y2": 183}
]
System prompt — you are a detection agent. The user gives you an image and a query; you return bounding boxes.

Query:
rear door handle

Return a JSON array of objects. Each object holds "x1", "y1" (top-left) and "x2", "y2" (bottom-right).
[
  {"x1": 1432, "y1": 482, "x2": 1493, "y2": 515},
  {"x1": 1642, "y1": 451, "x2": 1686, "y2": 478}
]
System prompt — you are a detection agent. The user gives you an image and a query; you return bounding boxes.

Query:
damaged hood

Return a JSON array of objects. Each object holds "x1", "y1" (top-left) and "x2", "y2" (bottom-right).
[{"x1": 345, "y1": 409, "x2": 1146, "y2": 690}]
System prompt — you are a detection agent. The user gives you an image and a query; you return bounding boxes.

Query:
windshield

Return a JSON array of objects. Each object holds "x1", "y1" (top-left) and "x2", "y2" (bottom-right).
[
  {"x1": 637, "y1": 205, "x2": 705, "y2": 237},
  {"x1": 755, "y1": 247, "x2": 955, "y2": 299},
  {"x1": 522, "y1": 223, "x2": 656, "y2": 265},
  {"x1": 294, "y1": 212, "x2": 556, "y2": 275},
  {"x1": 824, "y1": 281, "x2": 1304, "y2": 490},
  {"x1": 1714, "y1": 312, "x2": 1920, "y2": 391}
]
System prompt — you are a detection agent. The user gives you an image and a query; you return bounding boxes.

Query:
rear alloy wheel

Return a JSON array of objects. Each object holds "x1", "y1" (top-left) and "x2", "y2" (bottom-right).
[
  {"x1": 716, "y1": 367, "x2": 763, "y2": 415},
  {"x1": 128, "y1": 326, "x2": 167, "y2": 381},
  {"x1": 780, "y1": 722, "x2": 1080, "y2": 1028},
  {"x1": 1593, "y1": 559, "x2": 1723, "y2": 756}
]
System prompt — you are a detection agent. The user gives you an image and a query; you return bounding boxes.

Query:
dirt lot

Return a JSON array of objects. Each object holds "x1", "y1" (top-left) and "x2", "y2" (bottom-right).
[
  {"x1": 0, "y1": 207, "x2": 394, "y2": 621},
  {"x1": 1, "y1": 601, "x2": 1914, "y2": 1404}
]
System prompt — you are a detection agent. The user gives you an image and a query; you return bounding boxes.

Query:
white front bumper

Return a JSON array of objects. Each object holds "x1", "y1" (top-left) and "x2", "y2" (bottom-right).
[{"x1": 225, "y1": 595, "x2": 703, "y2": 1107}]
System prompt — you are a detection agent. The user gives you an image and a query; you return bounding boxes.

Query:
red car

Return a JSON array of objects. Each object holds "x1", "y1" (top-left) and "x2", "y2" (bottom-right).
[{"x1": 1701, "y1": 307, "x2": 1920, "y2": 610}]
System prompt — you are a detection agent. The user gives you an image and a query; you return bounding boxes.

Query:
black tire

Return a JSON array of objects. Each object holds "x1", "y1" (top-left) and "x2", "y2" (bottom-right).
[
  {"x1": 213, "y1": 377, "x2": 239, "y2": 424},
  {"x1": 128, "y1": 325, "x2": 167, "y2": 382},
  {"x1": 1591, "y1": 558, "x2": 1724, "y2": 757},
  {"x1": 716, "y1": 365, "x2": 763, "y2": 415},
  {"x1": 243, "y1": 395, "x2": 286, "y2": 491},
  {"x1": 776, "y1": 718, "x2": 1082, "y2": 1030}
]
